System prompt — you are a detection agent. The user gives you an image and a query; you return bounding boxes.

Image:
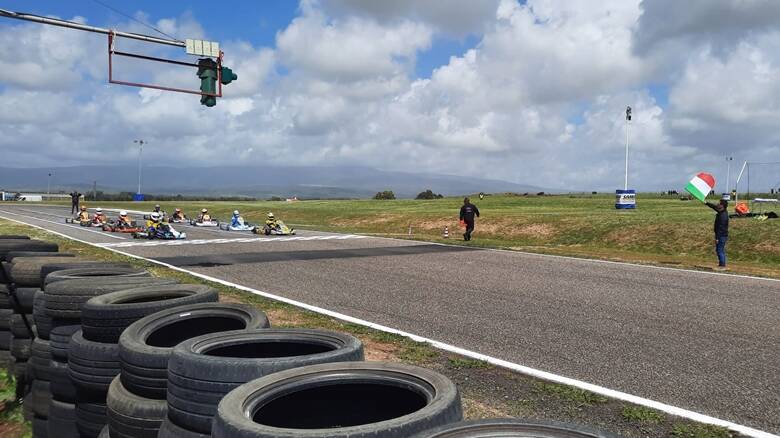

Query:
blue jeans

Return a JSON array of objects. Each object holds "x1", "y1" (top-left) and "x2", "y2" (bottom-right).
[{"x1": 716, "y1": 236, "x2": 728, "y2": 266}]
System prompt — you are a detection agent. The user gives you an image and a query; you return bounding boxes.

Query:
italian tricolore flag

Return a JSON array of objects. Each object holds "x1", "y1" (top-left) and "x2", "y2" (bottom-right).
[{"x1": 685, "y1": 172, "x2": 715, "y2": 202}]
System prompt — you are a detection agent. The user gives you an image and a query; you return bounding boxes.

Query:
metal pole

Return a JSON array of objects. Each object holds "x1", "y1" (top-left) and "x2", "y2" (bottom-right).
[
  {"x1": 725, "y1": 157, "x2": 732, "y2": 193},
  {"x1": 624, "y1": 114, "x2": 630, "y2": 191},
  {"x1": 47, "y1": 173, "x2": 51, "y2": 195},
  {"x1": 134, "y1": 140, "x2": 145, "y2": 195},
  {"x1": 0, "y1": 9, "x2": 185, "y2": 47}
]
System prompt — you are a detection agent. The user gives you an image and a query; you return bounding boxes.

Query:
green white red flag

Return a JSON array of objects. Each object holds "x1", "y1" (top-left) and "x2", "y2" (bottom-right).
[{"x1": 685, "y1": 172, "x2": 715, "y2": 202}]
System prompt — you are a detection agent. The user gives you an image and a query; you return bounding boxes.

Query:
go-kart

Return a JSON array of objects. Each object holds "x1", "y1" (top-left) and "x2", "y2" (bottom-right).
[
  {"x1": 132, "y1": 225, "x2": 186, "y2": 240},
  {"x1": 168, "y1": 215, "x2": 188, "y2": 224},
  {"x1": 258, "y1": 221, "x2": 296, "y2": 236},
  {"x1": 189, "y1": 215, "x2": 219, "y2": 227},
  {"x1": 66, "y1": 217, "x2": 107, "y2": 227},
  {"x1": 102, "y1": 220, "x2": 143, "y2": 233},
  {"x1": 219, "y1": 219, "x2": 257, "y2": 232}
]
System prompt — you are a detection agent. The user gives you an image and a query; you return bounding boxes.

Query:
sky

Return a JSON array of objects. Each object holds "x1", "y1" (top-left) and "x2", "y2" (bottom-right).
[{"x1": 1, "y1": 0, "x2": 779, "y2": 192}]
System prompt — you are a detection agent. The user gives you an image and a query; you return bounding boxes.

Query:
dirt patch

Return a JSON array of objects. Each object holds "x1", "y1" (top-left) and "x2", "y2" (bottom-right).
[
  {"x1": 264, "y1": 308, "x2": 310, "y2": 328},
  {"x1": 479, "y1": 222, "x2": 557, "y2": 238},
  {"x1": 0, "y1": 422, "x2": 23, "y2": 438},
  {"x1": 755, "y1": 241, "x2": 780, "y2": 255},
  {"x1": 462, "y1": 397, "x2": 509, "y2": 419},
  {"x1": 362, "y1": 338, "x2": 401, "y2": 362}
]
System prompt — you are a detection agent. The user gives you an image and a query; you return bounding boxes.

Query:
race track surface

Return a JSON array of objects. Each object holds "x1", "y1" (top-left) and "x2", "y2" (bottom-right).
[{"x1": 1, "y1": 204, "x2": 778, "y2": 433}]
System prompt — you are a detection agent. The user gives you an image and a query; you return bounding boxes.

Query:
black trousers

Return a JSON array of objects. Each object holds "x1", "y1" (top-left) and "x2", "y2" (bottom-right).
[
  {"x1": 464, "y1": 220, "x2": 475, "y2": 240},
  {"x1": 71, "y1": 201, "x2": 79, "y2": 214}
]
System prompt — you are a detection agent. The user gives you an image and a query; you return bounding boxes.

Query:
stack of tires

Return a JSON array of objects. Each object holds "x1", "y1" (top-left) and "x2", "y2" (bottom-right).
[
  {"x1": 160, "y1": 328, "x2": 364, "y2": 437},
  {"x1": 44, "y1": 271, "x2": 173, "y2": 438},
  {"x1": 117, "y1": 302, "x2": 269, "y2": 437}
]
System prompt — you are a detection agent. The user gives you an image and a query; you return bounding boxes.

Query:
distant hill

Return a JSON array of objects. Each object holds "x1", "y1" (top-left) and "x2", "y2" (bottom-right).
[{"x1": 0, "y1": 165, "x2": 553, "y2": 199}]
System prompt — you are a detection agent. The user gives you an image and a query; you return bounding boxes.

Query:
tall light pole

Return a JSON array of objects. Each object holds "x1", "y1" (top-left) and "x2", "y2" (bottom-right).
[
  {"x1": 624, "y1": 106, "x2": 632, "y2": 190},
  {"x1": 134, "y1": 140, "x2": 146, "y2": 196},
  {"x1": 725, "y1": 156, "x2": 733, "y2": 194},
  {"x1": 47, "y1": 172, "x2": 52, "y2": 195}
]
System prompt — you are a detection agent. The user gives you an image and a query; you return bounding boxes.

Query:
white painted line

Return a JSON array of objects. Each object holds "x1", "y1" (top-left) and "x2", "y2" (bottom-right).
[
  {"x1": 0, "y1": 209, "x2": 126, "y2": 240},
  {"x1": 0, "y1": 212, "x2": 775, "y2": 438},
  {"x1": 97, "y1": 234, "x2": 367, "y2": 248}
]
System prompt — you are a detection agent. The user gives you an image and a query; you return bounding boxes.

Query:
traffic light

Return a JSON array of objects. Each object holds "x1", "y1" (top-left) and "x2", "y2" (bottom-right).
[
  {"x1": 220, "y1": 66, "x2": 237, "y2": 85},
  {"x1": 197, "y1": 58, "x2": 217, "y2": 107}
]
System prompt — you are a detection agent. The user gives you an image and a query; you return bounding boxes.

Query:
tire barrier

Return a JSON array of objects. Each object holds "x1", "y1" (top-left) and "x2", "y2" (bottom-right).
[
  {"x1": 167, "y1": 328, "x2": 363, "y2": 434},
  {"x1": 82, "y1": 284, "x2": 219, "y2": 343},
  {"x1": 212, "y1": 362, "x2": 463, "y2": 438},
  {"x1": 119, "y1": 303, "x2": 270, "y2": 399},
  {"x1": 411, "y1": 419, "x2": 619, "y2": 438}
]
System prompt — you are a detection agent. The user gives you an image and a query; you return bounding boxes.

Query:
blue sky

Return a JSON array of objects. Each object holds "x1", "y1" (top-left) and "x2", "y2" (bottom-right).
[{"x1": 1, "y1": 0, "x2": 778, "y2": 191}]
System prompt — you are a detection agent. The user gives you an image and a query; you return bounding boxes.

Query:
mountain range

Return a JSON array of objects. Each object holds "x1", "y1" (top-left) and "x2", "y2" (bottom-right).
[{"x1": 0, "y1": 165, "x2": 552, "y2": 199}]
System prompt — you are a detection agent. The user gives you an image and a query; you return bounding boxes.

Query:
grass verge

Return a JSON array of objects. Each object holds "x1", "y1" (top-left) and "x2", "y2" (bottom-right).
[{"x1": 0, "y1": 218, "x2": 742, "y2": 438}]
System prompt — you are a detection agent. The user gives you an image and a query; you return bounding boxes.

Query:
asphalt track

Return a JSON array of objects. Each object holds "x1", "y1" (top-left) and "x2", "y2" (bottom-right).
[{"x1": 1, "y1": 204, "x2": 778, "y2": 435}]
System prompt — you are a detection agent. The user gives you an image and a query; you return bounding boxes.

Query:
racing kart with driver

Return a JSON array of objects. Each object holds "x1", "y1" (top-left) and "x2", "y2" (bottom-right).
[
  {"x1": 259, "y1": 212, "x2": 296, "y2": 235},
  {"x1": 133, "y1": 212, "x2": 186, "y2": 240},
  {"x1": 219, "y1": 210, "x2": 257, "y2": 232},
  {"x1": 189, "y1": 208, "x2": 219, "y2": 227}
]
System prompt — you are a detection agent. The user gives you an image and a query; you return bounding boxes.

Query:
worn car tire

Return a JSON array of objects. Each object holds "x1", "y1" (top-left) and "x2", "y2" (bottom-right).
[
  {"x1": 11, "y1": 287, "x2": 37, "y2": 313},
  {"x1": 107, "y1": 376, "x2": 167, "y2": 438},
  {"x1": 68, "y1": 330, "x2": 119, "y2": 398},
  {"x1": 11, "y1": 335, "x2": 32, "y2": 360},
  {"x1": 0, "y1": 241, "x2": 59, "y2": 261},
  {"x1": 0, "y1": 329, "x2": 11, "y2": 350},
  {"x1": 30, "y1": 337, "x2": 52, "y2": 381},
  {"x1": 11, "y1": 257, "x2": 86, "y2": 287},
  {"x1": 43, "y1": 265, "x2": 144, "y2": 287},
  {"x1": 48, "y1": 399, "x2": 80, "y2": 438},
  {"x1": 44, "y1": 277, "x2": 176, "y2": 320},
  {"x1": 32, "y1": 379, "x2": 52, "y2": 418},
  {"x1": 82, "y1": 284, "x2": 219, "y2": 343},
  {"x1": 168, "y1": 328, "x2": 363, "y2": 433},
  {"x1": 11, "y1": 312, "x2": 36, "y2": 338},
  {"x1": 50, "y1": 359, "x2": 77, "y2": 402},
  {"x1": 410, "y1": 419, "x2": 620, "y2": 438},
  {"x1": 212, "y1": 362, "x2": 463, "y2": 438},
  {"x1": 33, "y1": 415, "x2": 49, "y2": 438},
  {"x1": 119, "y1": 303, "x2": 269, "y2": 399},
  {"x1": 76, "y1": 401, "x2": 108, "y2": 438},
  {"x1": 0, "y1": 235, "x2": 30, "y2": 240},
  {"x1": 159, "y1": 417, "x2": 211, "y2": 438},
  {"x1": 0, "y1": 308, "x2": 11, "y2": 328},
  {"x1": 49, "y1": 324, "x2": 81, "y2": 361}
]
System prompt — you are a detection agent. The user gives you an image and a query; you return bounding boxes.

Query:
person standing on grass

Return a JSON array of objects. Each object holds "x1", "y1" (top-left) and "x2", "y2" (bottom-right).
[
  {"x1": 69, "y1": 190, "x2": 82, "y2": 214},
  {"x1": 459, "y1": 197, "x2": 480, "y2": 241},
  {"x1": 705, "y1": 198, "x2": 729, "y2": 270}
]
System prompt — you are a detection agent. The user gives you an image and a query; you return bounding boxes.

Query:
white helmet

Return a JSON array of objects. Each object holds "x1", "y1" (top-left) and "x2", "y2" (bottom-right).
[
  {"x1": 150, "y1": 212, "x2": 161, "y2": 221},
  {"x1": 233, "y1": 210, "x2": 240, "y2": 216},
  {"x1": 119, "y1": 210, "x2": 127, "y2": 216},
  {"x1": 201, "y1": 208, "x2": 208, "y2": 213},
  {"x1": 96, "y1": 208, "x2": 102, "y2": 213}
]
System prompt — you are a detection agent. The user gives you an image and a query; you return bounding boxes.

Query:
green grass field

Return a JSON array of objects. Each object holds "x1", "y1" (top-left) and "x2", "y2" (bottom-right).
[{"x1": 54, "y1": 193, "x2": 779, "y2": 278}]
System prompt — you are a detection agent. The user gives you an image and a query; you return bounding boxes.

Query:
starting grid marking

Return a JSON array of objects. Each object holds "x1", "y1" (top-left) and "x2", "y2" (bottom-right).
[{"x1": 96, "y1": 234, "x2": 367, "y2": 248}]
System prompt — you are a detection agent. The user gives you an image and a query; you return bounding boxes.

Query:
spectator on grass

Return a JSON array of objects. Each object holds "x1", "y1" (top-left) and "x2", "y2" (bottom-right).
[
  {"x1": 70, "y1": 190, "x2": 82, "y2": 214},
  {"x1": 705, "y1": 198, "x2": 729, "y2": 270},
  {"x1": 459, "y1": 197, "x2": 480, "y2": 241}
]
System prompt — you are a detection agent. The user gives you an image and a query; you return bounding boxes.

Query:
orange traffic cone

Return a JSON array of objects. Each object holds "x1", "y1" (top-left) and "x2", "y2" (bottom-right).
[{"x1": 443, "y1": 226, "x2": 449, "y2": 238}]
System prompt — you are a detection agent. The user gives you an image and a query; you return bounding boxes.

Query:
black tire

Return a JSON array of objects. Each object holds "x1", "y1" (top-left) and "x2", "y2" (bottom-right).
[
  {"x1": 0, "y1": 309, "x2": 11, "y2": 328},
  {"x1": 0, "y1": 330, "x2": 10, "y2": 350},
  {"x1": 44, "y1": 277, "x2": 176, "y2": 320},
  {"x1": 33, "y1": 415, "x2": 49, "y2": 438},
  {"x1": 212, "y1": 362, "x2": 463, "y2": 438},
  {"x1": 82, "y1": 284, "x2": 219, "y2": 343},
  {"x1": 12, "y1": 287, "x2": 37, "y2": 313},
  {"x1": 32, "y1": 379, "x2": 52, "y2": 418},
  {"x1": 68, "y1": 330, "x2": 120, "y2": 398},
  {"x1": 0, "y1": 349, "x2": 12, "y2": 367},
  {"x1": 23, "y1": 391, "x2": 34, "y2": 420},
  {"x1": 11, "y1": 257, "x2": 86, "y2": 287},
  {"x1": 0, "y1": 235, "x2": 30, "y2": 239},
  {"x1": 30, "y1": 338, "x2": 51, "y2": 381},
  {"x1": 107, "y1": 376, "x2": 167, "y2": 438},
  {"x1": 76, "y1": 401, "x2": 108, "y2": 438},
  {"x1": 49, "y1": 324, "x2": 81, "y2": 361},
  {"x1": 33, "y1": 290, "x2": 54, "y2": 339},
  {"x1": 49, "y1": 399, "x2": 80, "y2": 438},
  {"x1": 0, "y1": 241, "x2": 59, "y2": 261},
  {"x1": 119, "y1": 303, "x2": 269, "y2": 399},
  {"x1": 411, "y1": 419, "x2": 620, "y2": 438},
  {"x1": 12, "y1": 335, "x2": 32, "y2": 360},
  {"x1": 98, "y1": 425, "x2": 110, "y2": 438},
  {"x1": 0, "y1": 293, "x2": 10, "y2": 309},
  {"x1": 11, "y1": 312, "x2": 36, "y2": 338},
  {"x1": 43, "y1": 265, "x2": 145, "y2": 287},
  {"x1": 159, "y1": 418, "x2": 211, "y2": 438},
  {"x1": 50, "y1": 359, "x2": 77, "y2": 402},
  {"x1": 4, "y1": 251, "x2": 71, "y2": 263},
  {"x1": 168, "y1": 328, "x2": 363, "y2": 433}
]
